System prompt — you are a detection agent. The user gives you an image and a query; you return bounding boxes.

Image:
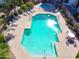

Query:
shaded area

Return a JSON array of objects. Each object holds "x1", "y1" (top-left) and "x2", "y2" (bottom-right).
[
  {"x1": 40, "y1": 4, "x2": 55, "y2": 12},
  {"x1": 35, "y1": 3, "x2": 56, "y2": 12}
]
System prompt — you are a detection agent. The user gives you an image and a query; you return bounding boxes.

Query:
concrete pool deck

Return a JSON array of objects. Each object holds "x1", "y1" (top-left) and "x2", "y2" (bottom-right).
[{"x1": 7, "y1": 8, "x2": 79, "y2": 59}]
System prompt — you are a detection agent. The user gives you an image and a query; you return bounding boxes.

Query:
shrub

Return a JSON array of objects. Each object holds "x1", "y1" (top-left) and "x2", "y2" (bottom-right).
[
  {"x1": 20, "y1": 2, "x2": 34, "y2": 11},
  {"x1": 21, "y1": 4, "x2": 27, "y2": 11},
  {"x1": 24, "y1": 6, "x2": 29, "y2": 11},
  {"x1": 66, "y1": 18, "x2": 79, "y2": 37},
  {"x1": 26, "y1": 2, "x2": 34, "y2": 10},
  {"x1": 66, "y1": 21, "x2": 78, "y2": 31},
  {"x1": 0, "y1": 43, "x2": 9, "y2": 59},
  {"x1": 0, "y1": 34, "x2": 5, "y2": 43},
  {"x1": 0, "y1": 34, "x2": 10, "y2": 59}
]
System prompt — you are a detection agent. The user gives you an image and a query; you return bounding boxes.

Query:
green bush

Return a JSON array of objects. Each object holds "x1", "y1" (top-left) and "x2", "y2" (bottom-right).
[
  {"x1": 26, "y1": 2, "x2": 34, "y2": 10},
  {"x1": 0, "y1": 34, "x2": 5, "y2": 43},
  {"x1": 21, "y1": 4, "x2": 27, "y2": 11},
  {"x1": 66, "y1": 20, "x2": 79, "y2": 31},
  {"x1": 76, "y1": 51, "x2": 79, "y2": 58},
  {"x1": 20, "y1": 2, "x2": 34, "y2": 11},
  {"x1": 66, "y1": 18, "x2": 79, "y2": 36},
  {"x1": 60, "y1": 8, "x2": 79, "y2": 37},
  {"x1": 0, "y1": 34, "x2": 10, "y2": 59},
  {"x1": 0, "y1": 43, "x2": 9, "y2": 59},
  {"x1": 24, "y1": 5, "x2": 29, "y2": 11}
]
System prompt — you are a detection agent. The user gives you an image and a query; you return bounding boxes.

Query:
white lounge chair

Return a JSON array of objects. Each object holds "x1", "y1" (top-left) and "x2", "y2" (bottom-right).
[{"x1": 30, "y1": 10, "x2": 35, "y2": 13}]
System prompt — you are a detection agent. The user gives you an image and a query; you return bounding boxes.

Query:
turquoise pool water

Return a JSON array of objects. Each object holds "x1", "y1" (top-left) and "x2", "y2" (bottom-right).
[{"x1": 21, "y1": 14, "x2": 62, "y2": 57}]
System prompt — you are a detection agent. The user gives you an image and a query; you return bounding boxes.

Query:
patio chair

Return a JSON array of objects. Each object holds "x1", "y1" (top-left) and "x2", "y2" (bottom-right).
[
  {"x1": 30, "y1": 10, "x2": 35, "y2": 13},
  {"x1": 26, "y1": 11, "x2": 31, "y2": 14},
  {"x1": 9, "y1": 22, "x2": 18, "y2": 27},
  {"x1": 22, "y1": 12, "x2": 27, "y2": 16},
  {"x1": 66, "y1": 31, "x2": 75, "y2": 39},
  {"x1": 18, "y1": 16, "x2": 21, "y2": 18},
  {"x1": 13, "y1": 16, "x2": 19, "y2": 20},
  {"x1": 5, "y1": 33, "x2": 15, "y2": 42},
  {"x1": 7, "y1": 28, "x2": 15, "y2": 31},
  {"x1": 66, "y1": 37, "x2": 77, "y2": 47},
  {"x1": 66, "y1": 37, "x2": 75, "y2": 45}
]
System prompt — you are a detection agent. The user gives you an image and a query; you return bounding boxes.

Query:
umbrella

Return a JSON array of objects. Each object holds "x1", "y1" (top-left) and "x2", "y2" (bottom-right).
[{"x1": 68, "y1": 32, "x2": 75, "y2": 38}]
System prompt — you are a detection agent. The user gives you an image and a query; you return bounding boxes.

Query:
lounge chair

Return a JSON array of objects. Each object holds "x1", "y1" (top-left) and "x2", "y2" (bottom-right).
[
  {"x1": 22, "y1": 12, "x2": 27, "y2": 16},
  {"x1": 9, "y1": 22, "x2": 18, "y2": 27},
  {"x1": 26, "y1": 11, "x2": 31, "y2": 14},
  {"x1": 66, "y1": 37, "x2": 77, "y2": 47},
  {"x1": 66, "y1": 31, "x2": 75, "y2": 39},
  {"x1": 66, "y1": 37, "x2": 74, "y2": 46},
  {"x1": 67, "y1": 37, "x2": 75, "y2": 44},
  {"x1": 13, "y1": 16, "x2": 18, "y2": 20},
  {"x1": 5, "y1": 33, "x2": 15, "y2": 42},
  {"x1": 30, "y1": 10, "x2": 35, "y2": 13},
  {"x1": 8, "y1": 28, "x2": 15, "y2": 31},
  {"x1": 18, "y1": 16, "x2": 21, "y2": 18}
]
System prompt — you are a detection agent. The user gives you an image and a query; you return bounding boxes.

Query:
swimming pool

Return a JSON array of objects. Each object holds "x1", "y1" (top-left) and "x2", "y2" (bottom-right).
[{"x1": 21, "y1": 14, "x2": 62, "y2": 57}]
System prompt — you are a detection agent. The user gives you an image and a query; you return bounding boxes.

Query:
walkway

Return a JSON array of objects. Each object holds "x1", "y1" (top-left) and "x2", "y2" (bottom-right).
[{"x1": 56, "y1": 12, "x2": 79, "y2": 58}]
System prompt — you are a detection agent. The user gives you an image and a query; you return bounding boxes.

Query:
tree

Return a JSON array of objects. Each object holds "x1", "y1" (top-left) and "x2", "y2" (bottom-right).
[
  {"x1": 21, "y1": 4, "x2": 28, "y2": 11},
  {"x1": 0, "y1": 34, "x2": 10, "y2": 59},
  {"x1": 2, "y1": 0, "x2": 21, "y2": 23},
  {"x1": 0, "y1": 34, "x2": 5, "y2": 43},
  {"x1": 0, "y1": 43, "x2": 9, "y2": 59},
  {"x1": 23, "y1": 0, "x2": 29, "y2": 3},
  {"x1": 26, "y1": 2, "x2": 34, "y2": 10}
]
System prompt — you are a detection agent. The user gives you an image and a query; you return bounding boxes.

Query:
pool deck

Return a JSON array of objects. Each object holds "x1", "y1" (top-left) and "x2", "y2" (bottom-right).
[
  {"x1": 56, "y1": 13, "x2": 79, "y2": 58},
  {"x1": 7, "y1": 7, "x2": 79, "y2": 59}
]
